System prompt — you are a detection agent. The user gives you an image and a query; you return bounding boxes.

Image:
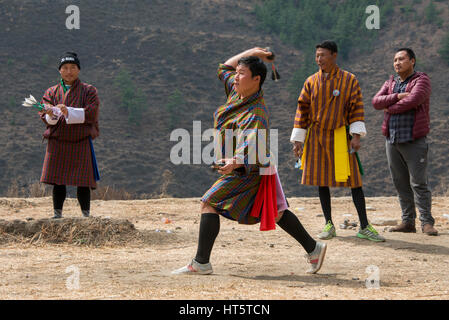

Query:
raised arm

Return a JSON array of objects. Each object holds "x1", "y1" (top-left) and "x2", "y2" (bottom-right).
[
  {"x1": 224, "y1": 47, "x2": 274, "y2": 68},
  {"x1": 219, "y1": 47, "x2": 275, "y2": 97}
]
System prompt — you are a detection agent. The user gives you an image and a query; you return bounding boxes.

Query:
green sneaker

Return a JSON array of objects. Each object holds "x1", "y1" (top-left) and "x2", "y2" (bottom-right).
[
  {"x1": 357, "y1": 224, "x2": 385, "y2": 242},
  {"x1": 317, "y1": 221, "x2": 336, "y2": 240}
]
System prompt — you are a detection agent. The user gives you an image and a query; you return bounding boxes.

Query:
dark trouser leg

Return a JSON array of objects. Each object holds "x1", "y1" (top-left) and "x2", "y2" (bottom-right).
[
  {"x1": 318, "y1": 186, "x2": 332, "y2": 225},
  {"x1": 194, "y1": 213, "x2": 220, "y2": 264},
  {"x1": 351, "y1": 187, "x2": 369, "y2": 229},
  {"x1": 397, "y1": 138, "x2": 434, "y2": 227},
  {"x1": 277, "y1": 209, "x2": 317, "y2": 254},
  {"x1": 77, "y1": 187, "x2": 91, "y2": 217},
  {"x1": 386, "y1": 140, "x2": 416, "y2": 225},
  {"x1": 53, "y1": 185, "x2": 66, "y2": 217}
]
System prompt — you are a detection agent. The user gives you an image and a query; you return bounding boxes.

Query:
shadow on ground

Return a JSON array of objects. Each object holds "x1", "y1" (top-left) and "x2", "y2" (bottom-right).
[
  {"x1": 229, "y1": 272, "x2": 402, "y2": 289},
  {"x1": 334, "y1": 235, "x2": 449, "y2": 256}
]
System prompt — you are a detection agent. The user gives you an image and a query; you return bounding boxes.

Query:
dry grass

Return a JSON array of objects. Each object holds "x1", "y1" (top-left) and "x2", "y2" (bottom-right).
[
  {"x1": 5, "y1": 179, "x2": 142, "y2": 201},
  {"x1": 6, "y1": 179, "x2": 52, "y2": 198},
  {"x1": 91, "y1": 185, "x2": 137, "y2": 201},
  {"x1": 0, "y1": 217, "x2": 138, "y2": 246}
]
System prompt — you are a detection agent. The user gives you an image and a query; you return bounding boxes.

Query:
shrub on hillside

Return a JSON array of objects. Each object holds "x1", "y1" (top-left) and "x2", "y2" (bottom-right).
[
  {"x1": 114, "y1": 69, "x2": 147, "y2": 126},
  {"x1": 165, "y1": 89, "x2": 186, "y2": 129},
  {"x1": 439, "y1": 31, "x2": 449, "y2": 66}
]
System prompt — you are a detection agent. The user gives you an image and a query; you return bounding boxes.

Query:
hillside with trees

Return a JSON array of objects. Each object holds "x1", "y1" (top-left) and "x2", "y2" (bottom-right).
[{"x1": 0, "y1": 0, "x2": 448, "y2": 199}]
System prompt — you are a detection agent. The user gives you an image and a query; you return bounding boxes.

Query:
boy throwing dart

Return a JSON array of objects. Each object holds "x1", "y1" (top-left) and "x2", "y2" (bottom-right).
[{"x1": 172, "y1": 47, "x2": 327, "y2": 275}]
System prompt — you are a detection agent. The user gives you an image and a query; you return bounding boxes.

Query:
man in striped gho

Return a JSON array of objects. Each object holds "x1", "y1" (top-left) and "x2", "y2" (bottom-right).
[
  {"x1": 39, "y1": 52, "x2": 100, "y2": 219},
  {"x1": 290, "y1": 41, "x2": 385, "y2": 242},
  {"x1": 172, "y1": 47, "x2": 326, "y2": 275}
]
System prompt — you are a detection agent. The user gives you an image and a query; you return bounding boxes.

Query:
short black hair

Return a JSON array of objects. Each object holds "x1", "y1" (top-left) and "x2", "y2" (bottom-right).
[
  {"x1": 237, "y1": 56, "x2": 267, "y2": 89},
  {"x1": 316, "y1": 40, "x2": 338, "y2": 54},
  {"x1": 396, "y1": 48, "x2": 416, "y2": 67}
]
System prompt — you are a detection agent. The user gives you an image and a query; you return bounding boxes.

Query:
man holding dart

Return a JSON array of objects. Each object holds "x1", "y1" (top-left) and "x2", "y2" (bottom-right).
[
  {"x1": 290, "y1": 41, "x2": 385, "y2": 242},
  {"x1": 39, "y1": 52, "x2": 100, "y2": 219}
]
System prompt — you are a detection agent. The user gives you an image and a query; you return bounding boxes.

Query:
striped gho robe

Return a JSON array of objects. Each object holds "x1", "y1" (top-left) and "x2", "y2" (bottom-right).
[
  {"x1": 201, "y1": 64, "x2": 279, "y2": 225},
  {"x1": 40, "y1": 78, "x2": 100, "y2": 188},
  {"x1": 291, "y1": 66, "x2": 366, "y2": 187}
]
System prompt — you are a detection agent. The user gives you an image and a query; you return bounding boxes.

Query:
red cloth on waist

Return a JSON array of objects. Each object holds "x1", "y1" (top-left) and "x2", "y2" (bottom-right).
[{"x1": 249, "y1": 174, "x2": 278, "y2": 231}]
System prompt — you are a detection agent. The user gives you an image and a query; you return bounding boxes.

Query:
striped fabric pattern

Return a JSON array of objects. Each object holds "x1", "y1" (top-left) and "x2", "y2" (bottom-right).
[
  {"x1": 41, "y1": 138, "x2": 93, "y2": 187},
  {"x1": 201, "y1": 64, "x2": 270, "y2": 225},
  {"x1": 39, "y1": 79, "x2": 100, "y2": 188},
  {"x1": 294, "y1": 66, "x2": 364, "y2": 187}
]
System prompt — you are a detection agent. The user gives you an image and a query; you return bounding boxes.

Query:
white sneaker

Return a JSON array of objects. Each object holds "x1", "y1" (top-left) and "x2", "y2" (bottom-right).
[
  {"x1": 305, "y1": 242, "x2": 327, "y2": 274},
  {"x1": 171, "y1": 259, "x2": 213, "y2": 275}
]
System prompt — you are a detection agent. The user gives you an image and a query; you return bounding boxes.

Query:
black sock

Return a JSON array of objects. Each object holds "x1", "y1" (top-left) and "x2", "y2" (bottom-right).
[
  {"x1": 77, "y1": 187, "x2": 91, "y2": 211},
  {"x1": 277, "y1": 209, "x2": 317, "y2": 254},
  {"x1": 352, "y1": 187, "x2": 369, "y2": 229},
  {"x1": 195, "y1": 213, "x2": 220, "y2": 264},
  {"x1": 318, "y1": 186, "x2": 333, "y2": 225},
  {"x1": 53, "y1": 185, "x2": 66, "y2": 210}
]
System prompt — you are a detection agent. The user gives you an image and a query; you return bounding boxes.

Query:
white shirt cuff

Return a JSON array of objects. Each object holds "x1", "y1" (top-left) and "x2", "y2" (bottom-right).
[
  {"x1": 65, "y1": 107, "x2": 85, "y2": 124},
  {"x1": 290, "y1": 128, "x2": 307, "y2": 143},
  {"x1": 45, "y1": 114, "x2": 58, "y2": 125},
  {"x1": 349, "y1": 121, "x2": 367, "y2": 137}
]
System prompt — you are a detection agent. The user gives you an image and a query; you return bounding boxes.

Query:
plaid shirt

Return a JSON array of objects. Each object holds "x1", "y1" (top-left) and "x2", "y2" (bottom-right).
[{"x1": 388, "y1": 73, "x2": 415, "y2": 144}]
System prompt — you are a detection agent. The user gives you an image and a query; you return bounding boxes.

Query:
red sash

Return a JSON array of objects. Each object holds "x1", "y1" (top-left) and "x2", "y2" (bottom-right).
[{"x1": 249, "y1": 174, "x2": 278, "y2": 231}]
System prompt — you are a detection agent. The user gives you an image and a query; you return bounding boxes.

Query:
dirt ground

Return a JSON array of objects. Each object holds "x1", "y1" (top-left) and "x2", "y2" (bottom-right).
[{"x1": 0, "y1": 196, "x2": 448, "y2": 300}]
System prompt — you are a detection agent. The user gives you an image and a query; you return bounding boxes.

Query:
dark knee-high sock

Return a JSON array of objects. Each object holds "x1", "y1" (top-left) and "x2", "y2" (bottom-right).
[
  {"x1": 195, "y1": 213, "x2": 220, "y2": 264},
  {"x1": 319, "y1": 186, "x2": 333, "y2": 225},
  {"x1": 53, "y1": 185, "x2": 66, "y2": 211},
  {"x1": 352, "y1": 187, "x2": 369, "y2": 229},
  {"x1": 277, "y1": 209, "x2": 316, "y2": 254},
  {"x1": 77, "y1": 187, "x2": 91, "y2": 213}
]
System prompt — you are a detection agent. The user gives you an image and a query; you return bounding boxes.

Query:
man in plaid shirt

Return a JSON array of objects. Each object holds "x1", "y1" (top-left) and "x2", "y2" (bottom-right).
[{"x1": 372, "y1": 48, "x2": 437, "y2": 236}]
